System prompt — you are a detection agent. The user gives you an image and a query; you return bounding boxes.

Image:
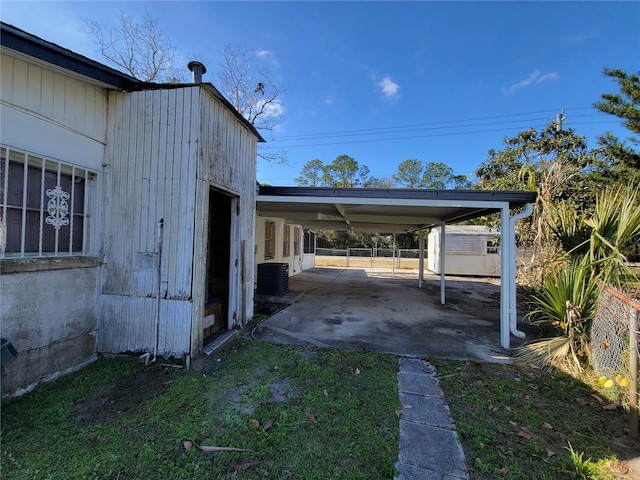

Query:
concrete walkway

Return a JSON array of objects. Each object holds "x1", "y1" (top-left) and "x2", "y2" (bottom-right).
[{"x1": 395, "y1": 358, "x2": 468, "y2": 480}]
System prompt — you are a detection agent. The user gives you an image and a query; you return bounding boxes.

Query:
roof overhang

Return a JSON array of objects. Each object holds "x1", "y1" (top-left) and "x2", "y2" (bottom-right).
[
  {"x1": 257, "y1": 186, "x2": 537, "y2": 232},
  {"x1": 1, "y1": 21, "x2": 142, "y2": 89},
  {"x1": 1, "y1": 22, "x2": 264, "y2": 143}
]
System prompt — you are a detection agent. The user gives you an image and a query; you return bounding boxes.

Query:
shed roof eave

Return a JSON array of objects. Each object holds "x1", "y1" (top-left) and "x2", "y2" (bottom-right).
[{"x1": 1, "y1": 21, "x2": 141, "y2": 89}]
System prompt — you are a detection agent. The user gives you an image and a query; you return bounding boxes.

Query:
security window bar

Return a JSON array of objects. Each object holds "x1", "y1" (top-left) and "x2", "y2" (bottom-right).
[
  {"x1": 0, "y1": 145, "x2": 94, "y2": 258},
  {"x1": 283, "y1": 225, "x2": 291, "y2": 257}
]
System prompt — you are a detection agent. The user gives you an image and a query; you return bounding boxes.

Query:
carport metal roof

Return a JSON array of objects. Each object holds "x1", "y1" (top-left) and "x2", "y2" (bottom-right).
[{"x1": 257, "y1": 186, "x2": 537, "y2": 232}]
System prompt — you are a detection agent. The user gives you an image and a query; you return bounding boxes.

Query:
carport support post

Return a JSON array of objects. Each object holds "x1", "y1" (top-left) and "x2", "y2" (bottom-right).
[
  {"x1": 440, "y1": 223, "x2": 446, "y2": 305},
  {"x1": 418, "y1": 230, "x2": 424, "y2": 288},
  {"x1": 500, "y1": 206, "x2": 510, "y2": 349}
]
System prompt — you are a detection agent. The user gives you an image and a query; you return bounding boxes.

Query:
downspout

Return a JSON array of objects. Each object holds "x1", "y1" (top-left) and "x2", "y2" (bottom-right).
[{"x1": 508, "y1": 204, "x2": 534, "y2": 339}]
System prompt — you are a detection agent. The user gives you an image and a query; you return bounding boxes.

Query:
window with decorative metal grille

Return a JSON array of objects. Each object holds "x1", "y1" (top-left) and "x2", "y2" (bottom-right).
[
  {"x1": 0, "y1": 145, "x2": 96, "y2": 258},
  {"x1": 283, "y1": 225, "x2": 290, "y2": 257},
  {"x1": 264, "y1": 220, "x2": 275, "y2": 260}
]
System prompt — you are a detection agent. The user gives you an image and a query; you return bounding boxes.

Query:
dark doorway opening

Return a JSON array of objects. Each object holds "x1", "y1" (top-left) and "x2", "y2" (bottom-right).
[{"x1": 204, "y1": 188, "x2": 231, "y2": 343}]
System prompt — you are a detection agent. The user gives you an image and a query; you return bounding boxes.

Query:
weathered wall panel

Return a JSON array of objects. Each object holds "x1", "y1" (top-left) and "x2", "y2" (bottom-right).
[
  {"x1": 194, "y1": 88, "x2": 258, "y2": 347},
  {"x1": 1, "y1": 51, "x2": 107, "y2": 395},
  {"x1": 1, "y1": 263, "x2": 98, "y2": 394},
  {"x1": 99, "y1": 87, "x2": 199, "y2": 357}
]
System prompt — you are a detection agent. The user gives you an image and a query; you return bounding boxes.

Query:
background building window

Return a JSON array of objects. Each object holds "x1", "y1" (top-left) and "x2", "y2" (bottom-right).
[
  {"x1": 283, "y1": 225, "x2": 291, "y2": 257},
  {"x1": 303, "y1": 230, "x2": 316, "y2": 254},
  {"x1": 486, "y1": 240, "x2": 499, "y2": 255},
  {"x1": 0, "y1": 145, "x2": 94, "y2": 258},
  {"x1": 294, "y1": 227, "x2": 300, "y2": 255},
  {"x1": 264, "y1": 220, "x2": 275, "y2": 259}
]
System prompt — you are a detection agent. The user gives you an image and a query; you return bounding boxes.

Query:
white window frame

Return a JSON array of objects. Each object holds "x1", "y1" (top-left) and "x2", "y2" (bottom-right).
[
  {"x1": 294, "y1": 227, "x2": 300, "y2": 256},
  {"x1": 283, "y1": 224, "x2": 291, "y2": 257},
  {"x1": 0, "y1": 145, "x2": 97, "y2": 259},
  {"x1": 264, "y1": 220, "x2": 275, "y2": 260}
]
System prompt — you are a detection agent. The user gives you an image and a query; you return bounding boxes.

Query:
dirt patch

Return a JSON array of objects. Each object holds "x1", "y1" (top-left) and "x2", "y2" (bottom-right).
[{"x1": 72, "y1": 368, "x2": 172, "y2": 425}]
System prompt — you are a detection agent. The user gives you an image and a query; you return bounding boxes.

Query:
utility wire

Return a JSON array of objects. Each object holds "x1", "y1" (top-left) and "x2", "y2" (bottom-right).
[
  {"x1": 263, "y1": 120, "x2": 620, "y2": 150},
  {"x1": 267, "y1": 107, "x2": 606, "y2": 143}
]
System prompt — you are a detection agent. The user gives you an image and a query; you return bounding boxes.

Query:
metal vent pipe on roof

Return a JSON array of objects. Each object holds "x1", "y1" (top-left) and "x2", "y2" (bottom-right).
[{"x1": 188, "y1": 61, "x2": 206, "y2": 83}]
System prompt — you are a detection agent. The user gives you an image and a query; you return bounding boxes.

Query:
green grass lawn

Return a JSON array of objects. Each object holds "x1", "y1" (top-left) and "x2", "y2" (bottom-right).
[
  {"x1": 1, "y1": 339, "x2": 400, "y2": 480},
  {"x1": 2, "y1": 338, "x2": 638, "y2": 480},
  {"x1": 432, "y1": 359, "x2": 639, "y2": 480}
]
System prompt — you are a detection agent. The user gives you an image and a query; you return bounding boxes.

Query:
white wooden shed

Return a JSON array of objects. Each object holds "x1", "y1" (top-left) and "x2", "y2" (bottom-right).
[
  {"x1": 98, "y1": 83, "x2": 263, "y2": 362},
  {"x1": 1, "y1": 22, "x2": 263, "y2": 387},
  {"x1": 427, "y1": 225, "x2": 500, "y2": 276}
]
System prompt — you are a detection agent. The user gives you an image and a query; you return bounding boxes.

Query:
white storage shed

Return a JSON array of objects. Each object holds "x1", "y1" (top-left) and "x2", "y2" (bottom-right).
[{"x1": 428, "y1": 225, "x2": 500, "y2": 277}]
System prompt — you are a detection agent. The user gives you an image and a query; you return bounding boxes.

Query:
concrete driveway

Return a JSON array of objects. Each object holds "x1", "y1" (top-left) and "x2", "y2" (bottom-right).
[{"x1": 252, "y1": 267, "x2": 533, "y2": 363}]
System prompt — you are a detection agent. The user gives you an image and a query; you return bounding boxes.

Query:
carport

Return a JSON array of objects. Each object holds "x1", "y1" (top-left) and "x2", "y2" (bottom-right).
[{"x1": 256, "y1": 186, "x2": 537, "y2": 349}]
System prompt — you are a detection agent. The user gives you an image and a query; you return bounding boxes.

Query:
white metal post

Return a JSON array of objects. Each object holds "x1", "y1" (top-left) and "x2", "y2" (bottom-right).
[
  {"x1": 500, "y1": 207, "x2": 510, "y2": 349},
  {"x1": 440, "y1": 223, "x2": 446, "y2": 305},
  {"x1": 630, "y1": 307, "x2": 638, "y2": 438},
  {"x1": 418, "y1": 230, "x2": 424, "y2": 289},
  {"x1": 392, "y1": 233, "x2": 396, "y2": 275}
]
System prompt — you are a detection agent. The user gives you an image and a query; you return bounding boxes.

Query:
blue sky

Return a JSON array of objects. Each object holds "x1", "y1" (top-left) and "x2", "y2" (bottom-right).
[{"x1": 2, "y1": 1, "x2": 639, "y2": 186}]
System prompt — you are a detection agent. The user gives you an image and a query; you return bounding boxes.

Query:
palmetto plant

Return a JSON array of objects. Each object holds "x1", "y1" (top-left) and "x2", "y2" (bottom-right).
[
  {"x1": 586, "y1": 183, "x2": 640, "y2": 288},
  {"x1": 519, "y1": 183, "x2": 640, "y2": 371},
  {"x1": 548, "y1": 201, "x2": 591, "y2": 259},
  {"x1": 521, "y1": 257, "x2": 601, "y2": 373}
]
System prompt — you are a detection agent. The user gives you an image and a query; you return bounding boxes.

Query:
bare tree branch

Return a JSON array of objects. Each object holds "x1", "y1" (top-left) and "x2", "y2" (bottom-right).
[
  {"x1": 81, "y1": 11, "x2": 186, "y2": 82},
  {"x1": 218, "y1": 45, "x2": 288, "y2": 164}
]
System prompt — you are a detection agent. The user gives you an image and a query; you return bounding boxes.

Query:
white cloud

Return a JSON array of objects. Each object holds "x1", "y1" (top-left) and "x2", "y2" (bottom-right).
[
  {"x1": 324, "y1": 95, "x2": 335, "y2": 105},
  {"x1": 560, "y1": 33, "x2": 591, "y2": 47},
  {"x1": 377, "y1": 76, "x2": 400, "y2": 101},
  {"x1": 502, "y1": 70, "x2": 559, "y2": 96},
  {"x1": 536, "y1": 72, "x2": 560, "y2": 83},
  {"x1": 256, "y1": 50, "x2": 272, "y2": 57},
  {"x1": 256, "y1": 99, "x2": 286, "y2": 118}
]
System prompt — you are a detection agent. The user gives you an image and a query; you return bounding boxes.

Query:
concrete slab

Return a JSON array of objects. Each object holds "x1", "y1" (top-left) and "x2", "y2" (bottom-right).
[
  {"x1": 396, "y1": 420, "x2": 468, "y2": 479},
  {"x1": 251, "y1": 267, "x2": 532, "y2": 362},
  {"x1": 398, "y1": 372, "x2": 443, "y2": 397},
  {"x1": 398, "y1": 358, "x2": 436, "y2": 376},
  {"x1": 395, "y1": 463, "x2": 468, "y2": 480},
  {"x1": 399, "y1": 392, "x2": 454, "y2": 428}
]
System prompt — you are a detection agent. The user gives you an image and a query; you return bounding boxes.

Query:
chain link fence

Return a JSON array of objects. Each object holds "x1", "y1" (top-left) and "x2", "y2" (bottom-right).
[
  {"x1": 591, "y1": 288, "x2": 635, "y2": 378},
  {"x1": 314, "y1": 248, "x2": 422, "y2": 269}
]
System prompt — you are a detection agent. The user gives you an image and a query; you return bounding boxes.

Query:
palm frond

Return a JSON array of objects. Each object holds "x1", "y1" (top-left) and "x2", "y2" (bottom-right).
[{"x1": 515, "y1": 337, "x2": 576, "y2": 373}]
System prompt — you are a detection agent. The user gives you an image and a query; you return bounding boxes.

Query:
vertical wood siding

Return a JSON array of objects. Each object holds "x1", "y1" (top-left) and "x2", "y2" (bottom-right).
[
  {"x1": 98, "y1": 85, "x2": 259, "y2": 359},
  {"x1": 191, "y1": 88, "x2": 258, "y2": 355},
  {"x1": 99, "y1": 87, "x2": 199, "y2": 357},
  {"x1": 1, "y1": 54, "x2": 107, "y2": 166},
  {"x1": 2, "y1": 55, "x2": 107, "y2": 143}
]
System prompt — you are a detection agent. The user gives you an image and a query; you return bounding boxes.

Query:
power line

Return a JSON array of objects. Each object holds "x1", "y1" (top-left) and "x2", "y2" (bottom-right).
[
  {"x1": 269, "y1": 109, "x2": 559, "y2": 141},
  {"x1": 262, "y1": 120, "x2": 620, "y2": 150},
  {"x1": 267, "y1": 107, "x2": 605, "y2": 143}
]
